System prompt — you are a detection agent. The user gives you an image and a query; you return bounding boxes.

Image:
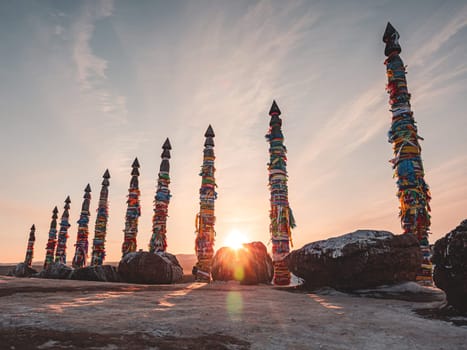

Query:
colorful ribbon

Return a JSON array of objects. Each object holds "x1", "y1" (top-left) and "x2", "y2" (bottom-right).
[
  {"x1": 122, "y1": 158, "x2": 141, "y2": 257},
  {"x1": 72, "y1": 184, "x2": 91, "y2": 268},
  {"x1": 266, "y1": 101, "x2": 295, "y2": 286},
  {"x1": 91, "y1": 169, "x2": 110, "y2": 265},
  {"x1": 193, "y1": 125, "x2": 217, "y2": 281},
  {"x1": 55, "y1": 196, "x2": 71, "y2": 264},
  {"x1": 149, "y1": 139, "x2": 172, "y2": 253},
  {"x1": 24, "y1": 224, "x2": 36, "y2": 267},
  {"x1": 43, "y1": 206, "x2": 59, "y2": 269},
  {"x1": 383, "y1": 22, "x2": 432, "y2": 283}
]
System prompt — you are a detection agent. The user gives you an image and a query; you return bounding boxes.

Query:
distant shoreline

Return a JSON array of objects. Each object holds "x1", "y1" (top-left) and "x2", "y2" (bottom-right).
[{"x1": 0, "y1": 254, "x2": 197, "y2": 277}]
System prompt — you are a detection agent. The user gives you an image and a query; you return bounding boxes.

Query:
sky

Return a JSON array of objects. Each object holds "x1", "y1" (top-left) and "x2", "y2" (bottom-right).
[{"x1": 1, "y1": 0, "x2": 466, "y2": 263}]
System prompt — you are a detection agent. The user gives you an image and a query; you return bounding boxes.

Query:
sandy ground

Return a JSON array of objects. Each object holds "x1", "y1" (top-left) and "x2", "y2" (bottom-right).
[{"x1": 0, "y1": 276, "x2": 466, "y2": 350}]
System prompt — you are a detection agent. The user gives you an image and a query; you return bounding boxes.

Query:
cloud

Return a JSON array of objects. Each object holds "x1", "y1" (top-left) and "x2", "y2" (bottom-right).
[
  {"x1": 295, "y1": 83, "x2": 387, "y2": 174},
  {"x1": 410, "y1": 4, "x2": 467, "y2": 66},
  {"x1": 54, "y1": 25, "x2": 63, "y2": 36},
  {"x1": 294, "y1": 2, "x2": 467, "y2": 192},
  {"x1": 401, "y1": 7, "x2": 467, "y2": 110},
  {"x1": 429, "y1": 155, "x2": 467, "y2": 190},
  {"x1": 98, "y1": 91, "x2": 128, "y2": 121},
  {"x1": 72, "y1": 0, "x2": 113, "y2": 89},
  {"x1": 425, "y1": 155, "x2": 467, "y2": 237},
  {"x1": 415, "y1": 61, "x2": 467, "y2": 103},
  {"x1": 70, "y1": 0, "x2": 127, "y2": 123},
  {"x1": 182, "y1": 1, "x2": 320, "y2": 145}
]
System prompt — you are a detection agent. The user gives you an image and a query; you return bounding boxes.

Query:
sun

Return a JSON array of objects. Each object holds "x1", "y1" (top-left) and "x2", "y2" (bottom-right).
[{"x1": 224, "y1": 230, "x2": 249, "y2": 250}]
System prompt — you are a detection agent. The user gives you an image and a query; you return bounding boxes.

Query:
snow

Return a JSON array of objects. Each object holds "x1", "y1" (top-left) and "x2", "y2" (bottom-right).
[
  {"x1": 37, "y1": 340, "x2": 60, "y2": 349},
  {"x1": 355, "y1": 282, "x2": 434, "y2": 294},
  {"x1": 0, "y1": 276, "x2": 465, "y2": 349},
  {"x1": 121, "y1": 252, "x2": 138, "y2": 263},
  {"x1": 350, "y1": 282, "x2": 446, "y2": 302},
  {"x1": 290, "y1": 273, "x2": 303, "y2": 287},
  {"x1": 302, "y1": 230, "x2": 394, "y2": 258}
]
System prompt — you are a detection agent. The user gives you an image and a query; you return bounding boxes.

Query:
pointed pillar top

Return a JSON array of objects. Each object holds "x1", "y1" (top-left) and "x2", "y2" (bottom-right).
[
  {"x1": 52, "y1": 206, "x2": 59, "y2": 219},
  {"x1": 31, "y1": 224, "x2": 35, "y2": 230},
  {"x1": 383, "y1": 21, "x2": 401, "y2": 56},
  {"x1": 130, "y1": 159, "x2": 140, "y2": 188},
  {"x1": 205, "y1": 125, "x2": 215, "y2": 138},
  {"x1": 204, "y1": 137, "x2": 214, "y2": 147},
  {"x1": 161, "y1": 149, "x2": 171, "y2": 159},
  {"x1": 161, "y1": 138, "x2": 172, "y2": 159},
  {"x1": 269, "y1": 100, "x2": 281, "y2": 116},
  {"x1": 64, "y1": 196, "x2": 71, "y2": 210},
  {"x1": 102, "y1": 169, "x2": 110, "y2": 186},
  {"x1": 99, "y1": 169, "x2": 110, "y2": 187},
  {"x1": 383, "y1": 22, "x2": 398, "y2": 43},
  {"x1": 84, "y1": 184, "x2": 91, "y2": 200},
  {"x1": 162, "y1": 138, "x2": 172, "y2": 150}
]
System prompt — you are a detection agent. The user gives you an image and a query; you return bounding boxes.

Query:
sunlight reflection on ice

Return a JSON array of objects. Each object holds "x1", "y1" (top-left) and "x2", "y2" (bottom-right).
[
  {"x1": 308, "y1": 294, "x2": 344, "y2": 315},
  {"x1": 154, "y1": 282, "x2": 204, "y2": 311},
  {"x1": 47, "y1": 292, "x2": 131, "y2": 313}
]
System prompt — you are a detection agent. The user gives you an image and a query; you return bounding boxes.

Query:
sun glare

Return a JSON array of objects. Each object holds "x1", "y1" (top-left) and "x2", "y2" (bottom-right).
[{"x1": 224, "y1": 230, "x2": 248, "y2": 250}]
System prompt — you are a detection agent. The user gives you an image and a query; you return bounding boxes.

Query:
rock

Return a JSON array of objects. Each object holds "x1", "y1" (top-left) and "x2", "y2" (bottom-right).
[
  {"x1": 118, "y1": 251, "x2": 183, "y2": 284},
  {"x1": 212, "y1": 242, "x2": 273, "y2": 285},
  {"x1": 71, "y1": 265, "x2": 120, "y2": 282},
  {"x1": 37, "y1": 262, "x2": 74, "y2": 279},
  {"x1": 7, "y1": 263, "x2": 37, "y2": 278},
  {"x1": 432, "y1": 219, "x2": 467, "y2": 312},
  {"x1": 287, "y1": 230, "x2": 422, "y2": 290}
]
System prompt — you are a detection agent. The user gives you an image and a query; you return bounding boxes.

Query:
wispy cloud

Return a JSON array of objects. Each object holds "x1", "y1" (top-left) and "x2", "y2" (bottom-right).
[
  {"x1": 295, "y1": 3, "x2": 467, "y2": 192},
  {"x1": 161, "y1": 0, "x2": 321, "y2": 173},
  {"x1": 189, "y1": 0, "x2": 320, "y2": 134},
  {"x1": 54, "y1": 25, "x2": 64, "y2": 36},
  {"x1": 405, "y1": 5, "x2": 467, "y2": 104},
  {"x1": 428, "y1": 155, "x2": 467, "y2": 195},
  {"x1": 295, "y1": 83, "x2": 388, "y2": 184},
  {"x1": 410, "y1": 4, "x2": 467, "y2": 66},
  {"x1": 72, "y1": 0, "x2": 113, "y2": 89},
  {"x1": 71, "y1": 0, "x2": 127, "y2": 122},
  {"x1": 98, "y1": 91, "x2": 128, "y2": 119},
  {"x1": 425, "y1": 155, "x2": 467, "y2": 236},
  {"x1": 415, "y1": 61, "x2": 467, "y2": 103}
]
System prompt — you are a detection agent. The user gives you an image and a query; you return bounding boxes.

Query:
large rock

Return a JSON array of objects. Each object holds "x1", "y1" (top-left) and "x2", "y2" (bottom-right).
[
  {"x1": 212, "y1": 242, "x2": 273, "y2": 285},
  {"x1": 432, "y1": 219, "x2": 467, "y2": 312},
  {"x1": 287, "y1": 230, "x2": 422, "y2": 290},
  {"x1": 7, "y1": 263, "x2": 37, "y2": 278},
  {"x1": 118, "y1": 251, "x2": 183, "y2": 284},
  {"x1": 36, "y1": 262, "x2": 74, "y2": 279},
  {"x1": 71, "y1": 265, "x2": 120, "y2": 282}
]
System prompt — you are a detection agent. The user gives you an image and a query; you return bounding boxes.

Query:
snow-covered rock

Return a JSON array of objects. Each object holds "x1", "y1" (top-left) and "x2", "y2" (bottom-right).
[
  {"x1": 433, "y1": 219, "x2": 467, "y2": 312},
  {"x1": 37, "y1": 262, "x2": 73, "y2": 279},
  {"x1": 300, "y1": 230, "x2": 394, "y2": 259},
  {"x1": 212, "y1": 242, "x2": 273, "y2": 285},
  {"x1": 71, "y1": 265, "x2": 120, "y2": 282},
  {"x1": 118, "y1": 251, "x2": 183, "y2": 284},
  {"x1": 7, "y1": 263, "x2": 37, "y2": 278},
  {"x1": 287, "y1": 230, "x2": 421, "y2": 290}
]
